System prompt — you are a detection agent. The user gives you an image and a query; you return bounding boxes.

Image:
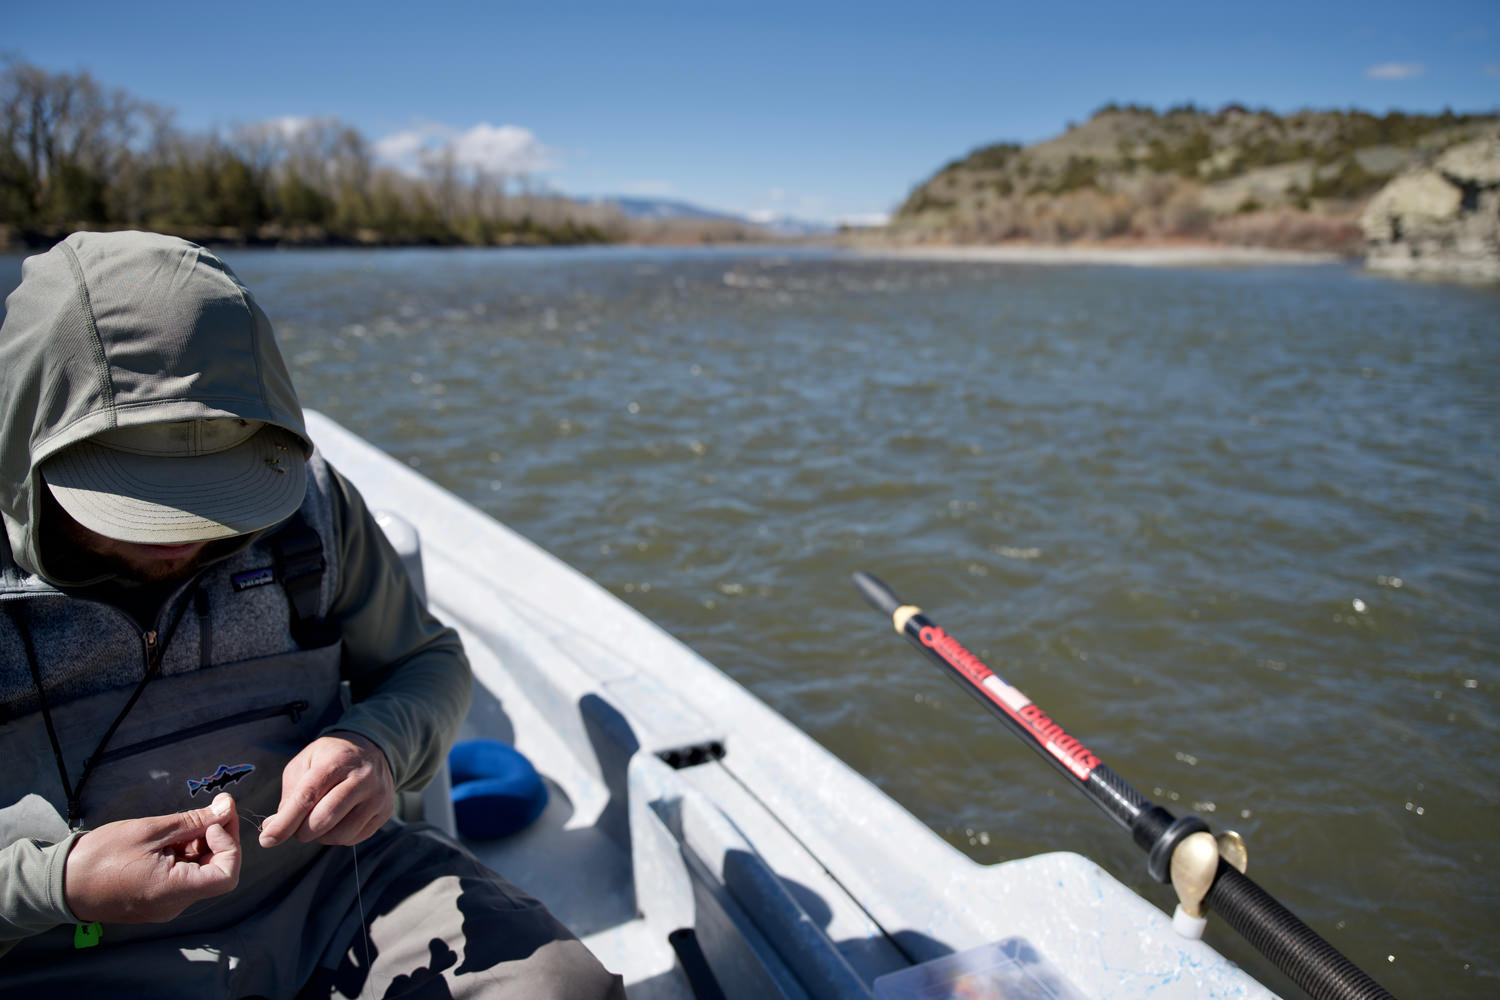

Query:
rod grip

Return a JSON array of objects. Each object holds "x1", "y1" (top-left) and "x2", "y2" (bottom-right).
[
  {"x1": 1206, "y1": 862, "x2": 1395, "y2": 1000},
  {"x1": 851, "y1": 571, "x2": 903, "y2": 618}
]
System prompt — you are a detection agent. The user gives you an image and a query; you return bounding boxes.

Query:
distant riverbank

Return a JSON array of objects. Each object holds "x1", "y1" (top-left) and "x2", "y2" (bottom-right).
[
  {"x1": 853, "y1": 242, "x2": 1345, "y2": 268},
  {"x1": 0, "y1": 229, "x2": 1351, "y2": 270}
]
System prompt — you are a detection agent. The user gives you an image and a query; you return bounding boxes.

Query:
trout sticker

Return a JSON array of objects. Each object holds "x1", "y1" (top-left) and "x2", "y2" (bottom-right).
[{"x1": 187, "y1": 763, "x2": 255, "y2": 797}]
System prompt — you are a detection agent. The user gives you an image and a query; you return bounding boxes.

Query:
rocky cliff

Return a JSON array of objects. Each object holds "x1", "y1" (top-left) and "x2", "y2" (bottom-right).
[{"x1": 1360, "y1": 134, "x2": 1500, "y2": 281}]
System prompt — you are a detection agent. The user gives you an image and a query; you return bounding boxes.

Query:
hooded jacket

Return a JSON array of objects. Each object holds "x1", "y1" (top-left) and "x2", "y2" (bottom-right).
[{"x1": 0, "y1": 232, "x2": 471, "y2": 952}]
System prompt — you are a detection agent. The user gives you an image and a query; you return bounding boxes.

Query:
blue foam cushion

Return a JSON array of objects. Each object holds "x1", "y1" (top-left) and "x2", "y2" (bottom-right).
[{"x1": 447, "y1": 739, "x2": 549, "y2": 840}]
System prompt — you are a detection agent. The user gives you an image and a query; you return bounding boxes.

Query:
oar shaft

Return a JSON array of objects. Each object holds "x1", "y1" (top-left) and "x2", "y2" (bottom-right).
[
  {"x1": 854, "y1": 571, "x2": 1149, "y2": 829},
  {"x1": 853, "y1": 570, "x2": 1397, "y2": 1000},
  {"x1": 902, "y1": 604, "x2": 1146, "y2": 828}
]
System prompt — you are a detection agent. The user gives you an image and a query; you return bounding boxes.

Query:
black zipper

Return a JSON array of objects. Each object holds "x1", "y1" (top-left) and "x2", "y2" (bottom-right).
[{"x1": 87, "y1": 699, "x2": 309, "y2": 768}]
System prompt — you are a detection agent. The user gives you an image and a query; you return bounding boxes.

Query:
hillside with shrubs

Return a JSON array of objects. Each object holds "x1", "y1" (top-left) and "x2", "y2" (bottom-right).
[{"x1": 877, "y1": 103, "x2": 1499, "y2": 252}]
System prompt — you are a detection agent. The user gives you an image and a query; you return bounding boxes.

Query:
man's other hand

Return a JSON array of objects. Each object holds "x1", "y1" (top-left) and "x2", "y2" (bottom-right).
[
  {"x1": 258, "y1": 732, "x2": 394, "y2": 848},
  {"x1": 64, "y1": 792, "x2": 242, "y2": 923}
]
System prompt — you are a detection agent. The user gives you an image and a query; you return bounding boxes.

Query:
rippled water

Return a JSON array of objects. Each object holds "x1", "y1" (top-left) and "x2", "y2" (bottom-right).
[{"x1": 4, "y1": 246, "x2": 1496, "y2": 997}]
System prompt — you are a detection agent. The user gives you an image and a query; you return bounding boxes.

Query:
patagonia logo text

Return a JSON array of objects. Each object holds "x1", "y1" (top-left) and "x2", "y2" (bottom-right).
[
  {"x1": 187, "y1": 763, "x2": 255, "y2": 797},
  {"x1": 232, "y1": 567, "x2": 276, "y2": 591}
]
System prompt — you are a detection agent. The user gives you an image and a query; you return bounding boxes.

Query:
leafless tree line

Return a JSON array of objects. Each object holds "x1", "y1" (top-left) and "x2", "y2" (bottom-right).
[{"x1": 1, "y1": 59, "x2": 750, "y2": 247}]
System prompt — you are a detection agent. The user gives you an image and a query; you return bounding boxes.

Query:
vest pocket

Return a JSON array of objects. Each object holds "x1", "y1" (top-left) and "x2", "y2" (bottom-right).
[
  {"x1": 77, "y1": 694, "x2": 337, "y2": 825},
  {"x1": 89, "y1": 700, "x2": 311, "y2": 769}
]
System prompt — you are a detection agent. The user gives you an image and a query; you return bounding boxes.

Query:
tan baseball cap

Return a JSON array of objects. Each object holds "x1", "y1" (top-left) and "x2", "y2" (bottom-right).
[{"x1": 40, "y1": 418, "x2": 308, "y2": 544}]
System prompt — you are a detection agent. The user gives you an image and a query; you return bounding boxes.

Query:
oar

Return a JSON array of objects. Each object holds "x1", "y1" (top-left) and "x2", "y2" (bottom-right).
[{"x1": 852, "y1": 570, "x2": 1395, "y2": 1000}]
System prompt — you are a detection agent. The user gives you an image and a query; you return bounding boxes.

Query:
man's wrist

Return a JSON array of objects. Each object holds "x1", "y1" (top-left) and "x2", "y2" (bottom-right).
[{"x1": 327, "y1": 729, "x2": 394, "y2": 777}]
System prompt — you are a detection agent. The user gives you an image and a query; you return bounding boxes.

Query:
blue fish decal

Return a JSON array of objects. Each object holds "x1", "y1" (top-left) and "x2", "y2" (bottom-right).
[{"x1": 187, "y1": 763, "x2": 255, "y2": 797}]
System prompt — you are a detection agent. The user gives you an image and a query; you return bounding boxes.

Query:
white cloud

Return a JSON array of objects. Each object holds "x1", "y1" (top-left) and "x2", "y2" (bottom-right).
[
  {"x1": 835, "y1": 211, "x2": 890, "y2": 228},
  {"x1": 1365, "y1": 62, "x2": 1425, "y2": 80},
  {"x1": 451, "y1": 124, "x2": 552, "y2": 175},
  {"x1": 268, "y1": 115, "x2": 320, "y2": 138},
  {"x1": 371, "y1": 127, "x2": 433, "y2": 164},
  {"x1": 374, "y1": 121, "x2": 554, "y2": 176}
]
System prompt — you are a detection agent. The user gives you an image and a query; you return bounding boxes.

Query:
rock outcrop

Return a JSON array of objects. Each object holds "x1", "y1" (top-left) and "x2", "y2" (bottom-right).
[{"x1": 1360, "y1": 134, "x2": 1500, "y2": 280}]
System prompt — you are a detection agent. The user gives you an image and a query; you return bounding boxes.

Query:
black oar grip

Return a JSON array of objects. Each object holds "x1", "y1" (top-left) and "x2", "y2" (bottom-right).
[
  {"x1": 1207, "y1": 863, "x2": 1395, "y2": 1000},
  {"x1": 851, "y1": 571, "x2": 904, "y2": 619}
]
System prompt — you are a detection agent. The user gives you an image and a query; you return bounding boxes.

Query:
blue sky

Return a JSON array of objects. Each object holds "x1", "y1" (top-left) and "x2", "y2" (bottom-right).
[{"x1": 8, "y1": 1, "x2": 1498, "y2": 225}]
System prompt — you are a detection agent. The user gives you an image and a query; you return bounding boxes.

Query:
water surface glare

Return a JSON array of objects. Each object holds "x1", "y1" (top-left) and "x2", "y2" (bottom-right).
[{"x1": 4, "y1": 246, "x2": 1496, "y2": 998}]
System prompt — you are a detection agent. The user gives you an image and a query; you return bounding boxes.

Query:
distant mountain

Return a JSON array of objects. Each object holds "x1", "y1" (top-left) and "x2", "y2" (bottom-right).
[
  {"x1": 595, "y1": 197, "x2": 836, "y2": 237},
  {"x1": 749, "y1": 214, "x2": 838, "y2": 238},
  {"x1": 595, "y1": 196, "x2": 747, "y2": 223}
]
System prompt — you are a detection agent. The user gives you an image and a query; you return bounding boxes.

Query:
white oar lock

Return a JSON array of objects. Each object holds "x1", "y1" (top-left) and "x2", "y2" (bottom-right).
[{"x1": 1170, "y1": 830, "x2": 1249, "y2": 939}]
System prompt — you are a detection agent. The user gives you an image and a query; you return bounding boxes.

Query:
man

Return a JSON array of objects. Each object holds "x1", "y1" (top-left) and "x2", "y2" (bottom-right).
[{"x1": 0, "y1": 231, "x2": 623, "y2": 998}]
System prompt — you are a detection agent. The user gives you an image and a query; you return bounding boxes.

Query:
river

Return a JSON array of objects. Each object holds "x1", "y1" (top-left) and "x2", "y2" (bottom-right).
[{"x1": 3, "y1": 244, "x2": 1496, "y2": 998}]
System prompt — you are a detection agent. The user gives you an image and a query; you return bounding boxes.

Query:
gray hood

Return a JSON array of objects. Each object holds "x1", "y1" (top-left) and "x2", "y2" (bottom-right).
[{"x1": 0, "y1": 231, "x2": 310, "y2": 584}]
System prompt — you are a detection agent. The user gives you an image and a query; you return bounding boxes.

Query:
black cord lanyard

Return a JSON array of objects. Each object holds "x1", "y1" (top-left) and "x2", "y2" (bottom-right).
[{"x1": 5, "y1": 597, "x2": 189, "y2": 829}]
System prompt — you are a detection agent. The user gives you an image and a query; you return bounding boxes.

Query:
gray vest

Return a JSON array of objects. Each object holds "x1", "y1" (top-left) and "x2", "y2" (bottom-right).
[{"x1": 0, "y1": 454, "x2": 346, "y2": 959}]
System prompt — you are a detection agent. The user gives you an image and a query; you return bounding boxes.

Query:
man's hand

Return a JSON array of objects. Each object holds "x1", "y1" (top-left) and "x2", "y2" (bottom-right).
[
  {"x1": 258, "y1": 732, "x2": 394, "y2": 849},
  {"x1": 64, "y1": 792, "x2": 241, "y2": 923}
]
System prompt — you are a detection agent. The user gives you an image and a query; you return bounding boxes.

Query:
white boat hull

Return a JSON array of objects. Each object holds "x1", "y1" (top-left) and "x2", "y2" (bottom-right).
[{"x1": 307, "y1": 410, "x2": 1276, "y2": 999}]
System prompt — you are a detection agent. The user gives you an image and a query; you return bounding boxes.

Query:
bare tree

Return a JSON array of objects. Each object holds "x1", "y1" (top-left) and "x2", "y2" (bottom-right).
[{"x1": 1, "y1": 58, "x2": 149, "y2": 225}]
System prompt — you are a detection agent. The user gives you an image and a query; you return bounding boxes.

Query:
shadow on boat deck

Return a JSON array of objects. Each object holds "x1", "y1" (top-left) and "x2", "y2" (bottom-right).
[{"x1": 463, "y1": 672, "x2": 516, "y2": 747}]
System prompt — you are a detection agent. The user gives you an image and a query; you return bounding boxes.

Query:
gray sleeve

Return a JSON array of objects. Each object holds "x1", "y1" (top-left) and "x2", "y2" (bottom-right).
[
  {"x1": 0, "y1": 833, "x2": 80, "y2": 952},
  {"x1": 315, "y1": 466, "x2": 472, "y2": 792}
]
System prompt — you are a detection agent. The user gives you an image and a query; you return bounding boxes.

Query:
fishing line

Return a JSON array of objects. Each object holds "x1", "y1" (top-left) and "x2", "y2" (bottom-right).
[
  {"x1": 237, "y1": 805, "x2": 270, "y2": 832},
  {"x1": 232, "y1": 802, "x2": 373, "y2": 970},
  {"x1": 717, "y1": 758, "x2": 921, "y2": 965},
  {"x1": 351, "y1": 841, "x2": 372, "y2": 971}
]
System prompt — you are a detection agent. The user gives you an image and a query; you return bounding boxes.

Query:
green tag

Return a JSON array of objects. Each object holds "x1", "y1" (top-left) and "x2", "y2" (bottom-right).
[{"x1": 73, "y1": 921, "x2": 102, "y2": 949}]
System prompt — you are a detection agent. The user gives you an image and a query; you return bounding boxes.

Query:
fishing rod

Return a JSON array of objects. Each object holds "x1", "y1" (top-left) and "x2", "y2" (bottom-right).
[{"x1": 851, "y1": 570, "x2": 1395, "y2": 1000}]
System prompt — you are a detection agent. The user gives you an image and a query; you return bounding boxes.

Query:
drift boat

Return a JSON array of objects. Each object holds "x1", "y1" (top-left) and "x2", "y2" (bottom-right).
[{"x1": 308, "y1": 409, "x2": 1280, "y2": 1000}]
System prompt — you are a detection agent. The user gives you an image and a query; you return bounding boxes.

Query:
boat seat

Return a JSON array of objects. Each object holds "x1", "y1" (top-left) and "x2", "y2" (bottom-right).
[{"x1": 374, "y1": 509, "x2": 457, "y2": 838}]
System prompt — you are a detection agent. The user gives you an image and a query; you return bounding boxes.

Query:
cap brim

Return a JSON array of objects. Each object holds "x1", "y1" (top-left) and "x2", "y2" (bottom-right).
[{"x1": 42, "y1": 425, "x2": 308, "y2": 543}]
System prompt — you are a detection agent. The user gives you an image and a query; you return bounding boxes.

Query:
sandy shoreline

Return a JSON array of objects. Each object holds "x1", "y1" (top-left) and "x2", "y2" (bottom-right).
[{"x1": 851, "y1": 243, "x2": 1348, "y2": 268}]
